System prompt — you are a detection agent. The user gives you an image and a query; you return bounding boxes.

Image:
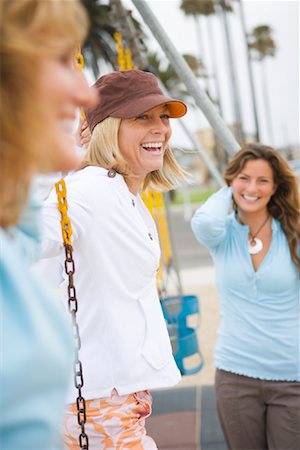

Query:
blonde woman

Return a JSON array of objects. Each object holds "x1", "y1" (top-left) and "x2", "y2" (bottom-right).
[
  {"x1": 36, "y1": 69, "x2": 187, "y2": 449},
  {"x1": 0, "y1": 0, "x2": 96, "y2": 447}
]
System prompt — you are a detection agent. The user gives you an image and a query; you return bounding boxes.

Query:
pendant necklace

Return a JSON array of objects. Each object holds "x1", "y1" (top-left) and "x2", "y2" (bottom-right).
[{"x1": 239, "y1": 215, "x2": 270, "y2": 255}]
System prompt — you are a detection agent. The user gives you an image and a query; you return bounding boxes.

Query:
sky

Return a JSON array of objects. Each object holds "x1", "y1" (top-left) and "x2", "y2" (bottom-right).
[{"x1": 121, "y1": 0, "x2": 299, "y2": 150}]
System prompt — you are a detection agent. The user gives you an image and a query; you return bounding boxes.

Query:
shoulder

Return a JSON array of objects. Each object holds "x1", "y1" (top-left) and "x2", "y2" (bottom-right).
[
  {"x1": 48, "y1": 167, "x2": 119, "y2": 205},
  {"x1": 66, "y1": 166, "x2": 112, "y2": 193}
]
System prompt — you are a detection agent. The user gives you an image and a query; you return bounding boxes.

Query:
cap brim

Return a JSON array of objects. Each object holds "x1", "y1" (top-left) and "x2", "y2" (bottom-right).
[{"x1": 111, "y1": 95, "x2": 187, "y2": 119}]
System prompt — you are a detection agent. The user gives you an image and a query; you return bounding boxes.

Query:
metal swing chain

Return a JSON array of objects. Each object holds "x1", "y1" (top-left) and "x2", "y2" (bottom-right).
[{"x1": 55, "y1": 179, "x2": 89, "y2": 450}]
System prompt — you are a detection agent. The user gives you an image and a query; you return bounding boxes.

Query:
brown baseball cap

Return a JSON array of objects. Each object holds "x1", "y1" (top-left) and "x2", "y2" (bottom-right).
[{"x1": 85, "y1": 69, "x2": 187, "y2": 132}]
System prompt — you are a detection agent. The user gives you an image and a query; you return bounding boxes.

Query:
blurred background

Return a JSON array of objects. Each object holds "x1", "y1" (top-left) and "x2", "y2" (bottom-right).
[
  {"x1": 81, "y1": 0, "x2": 299, "y2": 184},
  {"x1": 79, "y1": 0, "x2": 299, "y2": 277},
  {"x1": 78, "y1": 2, "x2": 299, "y2": 446}
]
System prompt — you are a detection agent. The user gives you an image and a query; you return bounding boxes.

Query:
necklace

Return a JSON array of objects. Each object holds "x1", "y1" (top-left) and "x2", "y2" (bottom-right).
[{"x1": 239, "y1": 215, "x2": 270, "y2": 255}]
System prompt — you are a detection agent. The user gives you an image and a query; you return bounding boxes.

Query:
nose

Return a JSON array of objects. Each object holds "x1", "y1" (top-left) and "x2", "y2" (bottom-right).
[
  {"x1": 73, "y1": 69, "x2": 98, "y2": 109},
  {"x1": 247, "y1": 179, "x2": 258, "y2": 192},
  {"x1": 151, "y1": 117, "x2": 171, "y2": 135}
]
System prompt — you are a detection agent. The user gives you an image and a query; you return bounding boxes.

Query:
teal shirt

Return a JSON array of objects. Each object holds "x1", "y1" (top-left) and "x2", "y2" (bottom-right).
[
  {"x1": 0, "y1": 194, "x2": 73, "y2": 449},
  {"x1": 191, "y1": 186, "x2": 300, "y2": 381}
]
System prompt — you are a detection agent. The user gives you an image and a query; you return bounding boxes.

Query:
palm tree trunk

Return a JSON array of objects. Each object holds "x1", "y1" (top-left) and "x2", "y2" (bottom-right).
[
  {"x1": 132, "y1": 0, "x2": 239, "y2": 156},
  {"x1": 194, "y1": 16, "x2": 211, "y2": 98},
  {"x1": 260, "y1": 60, "x2": 274, "y2": 144},
  {"x1": 206, "y1": 17, "x2": 224, "y2": 116},
  {"x1": 216, "y1": 1, "x2": 245, "y2": 144},
  {"x1": 193, "y1": 14, "x2": 225, "y2": 172},
  {"x1": 237, "y1": 0, "x2": 260, "y2": 142}
]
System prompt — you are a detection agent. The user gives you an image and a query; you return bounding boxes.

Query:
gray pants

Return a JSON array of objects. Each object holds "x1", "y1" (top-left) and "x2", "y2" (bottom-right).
[{"x1": 215, "y1": 369, "x2": 300, "y2": 450}]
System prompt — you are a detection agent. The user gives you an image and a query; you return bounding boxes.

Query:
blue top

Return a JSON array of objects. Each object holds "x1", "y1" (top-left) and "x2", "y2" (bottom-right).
[
  {"x1": 191, "y1": 186, "x2": 300, "y2": 381},
  {"x1": 0, "y1": 194, "x2": 72, "y2": 449}
]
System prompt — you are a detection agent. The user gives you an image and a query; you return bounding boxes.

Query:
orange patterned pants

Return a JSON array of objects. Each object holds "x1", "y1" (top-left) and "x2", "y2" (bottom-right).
[{"x1": 63, "y1": 389, "x2": 157, "y2": 449}]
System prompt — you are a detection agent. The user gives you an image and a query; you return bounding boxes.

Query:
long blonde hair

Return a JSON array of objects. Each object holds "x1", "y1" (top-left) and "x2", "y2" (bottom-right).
[
  {"x1": 0, "y1": 0, "x2": 88, "y2": 227},
  {"x1": 83, "y1": 117, "x2": 187, "y2": 191},
  {"x1": 224, "y1": 143, "x2": 300, "y2": 273}
]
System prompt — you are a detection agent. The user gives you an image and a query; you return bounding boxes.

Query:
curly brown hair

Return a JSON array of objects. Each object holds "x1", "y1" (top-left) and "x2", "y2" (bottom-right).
[{"x1": 224, "y1": 143, "x2": 300, "y2": 273}]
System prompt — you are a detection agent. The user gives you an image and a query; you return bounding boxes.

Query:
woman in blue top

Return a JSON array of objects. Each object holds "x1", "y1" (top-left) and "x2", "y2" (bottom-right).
[
  {"x1": 0, "y1": 1, "x2": 96, "y2": 448},
  {"x1": 192, "y1": 143, "x2": 300, "y2": 450}
]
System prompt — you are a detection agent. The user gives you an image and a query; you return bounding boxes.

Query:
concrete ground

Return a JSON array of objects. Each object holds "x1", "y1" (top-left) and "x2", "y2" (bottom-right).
[
  {"x1": 146, "y1": 265, "x2": 226, "y2": 449},
  {"x1": 170, "y1": 264, "x2": 220, "y2": 388},
  {"x1": 166, "y1": 204, "x2": 220, "y2": 387}
]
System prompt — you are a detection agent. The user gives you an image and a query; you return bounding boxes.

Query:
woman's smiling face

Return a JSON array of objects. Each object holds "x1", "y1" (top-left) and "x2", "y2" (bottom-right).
[
  {"x1": 118, "y1": 104, "x2": 172, "y2": 182},
  {"x1": 36, "y1": 46, "x2": 97, "y2": 173},
  {"x1": 231, "y1": 159, "x2": 277, "y2": 215}
]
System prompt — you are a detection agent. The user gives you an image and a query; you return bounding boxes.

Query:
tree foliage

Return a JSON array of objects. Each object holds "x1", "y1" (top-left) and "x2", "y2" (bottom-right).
[
  {"x1": 180, "y1": 0, "x2": 216, "y2": 16},
  {"x1": 248, "y1": 25, "x2": 276, "y2": 61},
  {"x1": 81, "y1": 0, "x2": 118, "y2": 76},
  {"x1": 148, "y1": 51, "x2": 203, "y2": 102}
]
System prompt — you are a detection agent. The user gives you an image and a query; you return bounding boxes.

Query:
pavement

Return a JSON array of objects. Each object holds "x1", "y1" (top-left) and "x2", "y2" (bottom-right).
[
  {"x1": 148, "y1": 264, "x2": 225, "y2": 449},
  {"x1": 168, "y1": 264, "x2": 220, "y2": 388},
  {"x1": 146, "y1": 207, "x2": 226, "y2": 449},
  {"x1": 167, "y1": 204, "x2": 220, "y2": 387}
]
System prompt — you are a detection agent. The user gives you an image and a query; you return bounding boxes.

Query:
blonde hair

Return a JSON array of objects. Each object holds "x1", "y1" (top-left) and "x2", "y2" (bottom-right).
[
  {"x1": 0, "y1": 0, "x2": 88, "y2": 227},
  {"x1": 83, "y1": 117, "x2": 187, "y2": 191},
  {"x1": 224, "y1": 143, "x2": 300, "y2": 273}
]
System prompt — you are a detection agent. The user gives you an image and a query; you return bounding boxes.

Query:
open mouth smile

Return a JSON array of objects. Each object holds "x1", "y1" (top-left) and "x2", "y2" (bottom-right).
[
  {"x1": 241, "y1": 194, "x2": 260, "y2": 202},
  {"x1": 141, "y1": 142, "x2": 164, "y2": 153}
]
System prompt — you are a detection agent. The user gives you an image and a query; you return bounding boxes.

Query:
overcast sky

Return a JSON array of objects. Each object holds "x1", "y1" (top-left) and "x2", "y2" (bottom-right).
[{"x1": 125, "y1": 0, "x2": 299, "y2": 150}]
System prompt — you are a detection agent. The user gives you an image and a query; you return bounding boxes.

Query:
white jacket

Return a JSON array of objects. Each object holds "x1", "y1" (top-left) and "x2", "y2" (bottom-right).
[{"x1": 35, "y1": 166, "x2": 180, "y2": 403}]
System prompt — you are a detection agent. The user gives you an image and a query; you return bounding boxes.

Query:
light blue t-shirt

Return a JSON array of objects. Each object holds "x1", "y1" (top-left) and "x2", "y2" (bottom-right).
[
  {"x1": 191, "y1": 186, "x2": 300, "y2": 381},
  {"x1": 0, "y1": 195, "x2": 73, "y2": 449}
]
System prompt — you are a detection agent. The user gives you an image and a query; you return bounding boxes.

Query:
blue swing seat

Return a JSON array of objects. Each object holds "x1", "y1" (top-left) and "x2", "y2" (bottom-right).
[{"x1": 161, "y1": 295, "x2": 204, "y2": 376}]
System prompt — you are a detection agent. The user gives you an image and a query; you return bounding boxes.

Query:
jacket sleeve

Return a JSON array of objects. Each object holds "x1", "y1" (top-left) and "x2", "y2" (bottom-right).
[
  {"x1": 39, "y1": 180, "x2": 94, "y2": 259},
  {"x1": 191, "y1": 186, "x2": 233, "y2": 249}
]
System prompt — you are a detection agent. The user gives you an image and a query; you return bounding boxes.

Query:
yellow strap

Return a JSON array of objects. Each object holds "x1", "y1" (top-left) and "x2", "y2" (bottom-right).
[
  {"x1": 141, "y1": 190, "x2": 172, "y2": 285},
  {"x1": 141, "y1": 188, "x2": 154, "y2": 218},
  {"x1": 55, "y1": 179, "x2": 73, "y2": 247},
  {"x1": 75, "y1": 51, "x2": 84, "y2": 70},
  {"x1": 114, "y1": 31, "x2": 134, "y2": 71},
  {"x1": 114, "y1": 32, "x2": 127, "y2": 71},
  {"x1": 153, "y1": 192, "x2": 172, "y2": 267},
  {"x1": 124, "y1": 48, "x2": 134, "y2": 70},
  {"x1": 75, "y1": 47, "x2": 86, "y2": 120}
]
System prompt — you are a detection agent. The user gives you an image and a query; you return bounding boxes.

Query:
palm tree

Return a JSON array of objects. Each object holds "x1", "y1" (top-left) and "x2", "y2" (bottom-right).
[
  {"x1": 180, "y1": 1, "x2": 216, "y2": 102},
  {"x1": 236, "y1": 0, "x2": 261, "y2": 142},
  {"x1": 180, "y1": 1, "x2": 233, "y2": 169},
  {"x1": 81, "y1": 0, "x2": 149, "y2": 76},
  {"x1": 109, "y1": 0, "x2": 150, "y2": 70},
  {"x1": 215, "y1": 0, "x2": 245, "y2": 143},
  {"x1": 81, "y1": 0, "x2": 118, "y2": 77},
  {"x1": 148, "y1": 51, "x2": 203, "y2": 100},
  {"x1": 248, "y1": 24, "x2": 277, "y2": 144},
  {"x1": 180, "y1": 0, "x2": 226, "y2": 115}
]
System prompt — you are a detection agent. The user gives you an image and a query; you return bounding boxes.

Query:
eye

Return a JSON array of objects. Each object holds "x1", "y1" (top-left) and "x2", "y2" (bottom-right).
[
  {"x1": 238, "y1": 175, "x2": 247, "y2": 181},
  {"x1": 160, "y1": 113, "x2": 170, "y2": 120},
  {"x1": 136, "y1": 114, "x2": 148, "y2": 121},
  {"x1": 58, "y1": 49, "x2": 74, "y2": 66}
]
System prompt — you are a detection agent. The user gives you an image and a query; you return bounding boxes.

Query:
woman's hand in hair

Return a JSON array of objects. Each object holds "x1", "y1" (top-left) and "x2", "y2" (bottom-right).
[{"x1": 75, "y1": 117, "x2": 91, "y2": 149}]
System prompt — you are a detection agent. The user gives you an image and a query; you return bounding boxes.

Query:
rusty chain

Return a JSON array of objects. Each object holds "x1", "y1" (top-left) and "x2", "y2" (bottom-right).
[{"x1": 55, "y1": 179, "x2": 89, "y2": 450}]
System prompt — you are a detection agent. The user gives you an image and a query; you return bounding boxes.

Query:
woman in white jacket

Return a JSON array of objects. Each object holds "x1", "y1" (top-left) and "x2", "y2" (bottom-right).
[{"x1": 36, "y1": 69, "x2": 187, "y2": 449}]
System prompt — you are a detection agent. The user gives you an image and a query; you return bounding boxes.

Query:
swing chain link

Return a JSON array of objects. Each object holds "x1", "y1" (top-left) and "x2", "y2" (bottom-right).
[{"x1": 56, "y1": 180, "x2": 89, "y2": 450}]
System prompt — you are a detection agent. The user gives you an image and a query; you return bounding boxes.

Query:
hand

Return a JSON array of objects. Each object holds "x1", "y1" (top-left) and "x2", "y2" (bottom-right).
[{"x1": 75, "y1": 117, "x2": 91, "y2": 149}]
